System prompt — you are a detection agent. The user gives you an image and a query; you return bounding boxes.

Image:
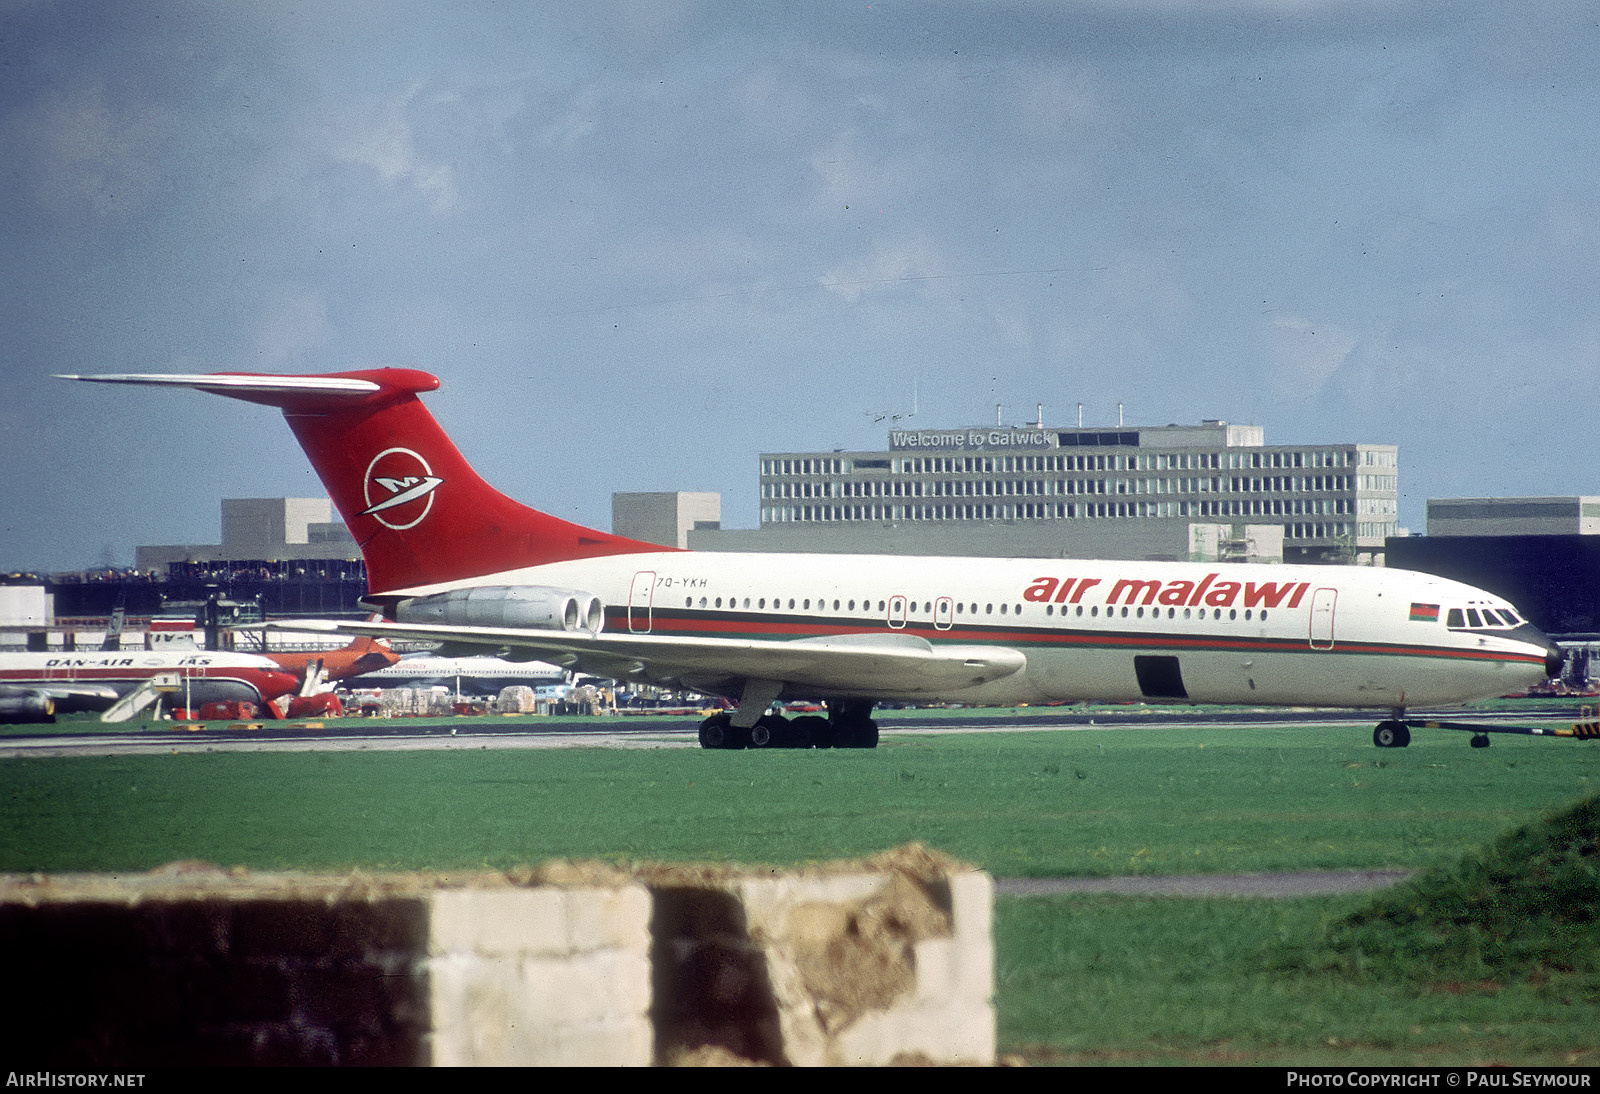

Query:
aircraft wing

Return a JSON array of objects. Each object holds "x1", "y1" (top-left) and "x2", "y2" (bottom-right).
[
  {"x1": 0, "y1": 683, "x2": 119, "y2": 702},
  {"x1": 261, "y1": 620, "x2": 1026, "y2": 698},
  {"x1": 0, "y1": 682, "x2": 120, "y2": 719}
]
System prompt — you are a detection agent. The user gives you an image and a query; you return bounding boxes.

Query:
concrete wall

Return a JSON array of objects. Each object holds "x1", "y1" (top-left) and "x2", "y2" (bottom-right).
[
  {"x1": 1, "y1": 847, "x2": 993, "y2": 1067},
  {"x1": 612, "y1": 492, "x2": 722, "y2": 549}
]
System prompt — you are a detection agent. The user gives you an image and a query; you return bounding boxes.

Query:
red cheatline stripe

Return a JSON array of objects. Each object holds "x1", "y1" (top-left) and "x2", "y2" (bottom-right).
[{"x1": 607, "y1": 610, "x2": 1549, "y2": 667}]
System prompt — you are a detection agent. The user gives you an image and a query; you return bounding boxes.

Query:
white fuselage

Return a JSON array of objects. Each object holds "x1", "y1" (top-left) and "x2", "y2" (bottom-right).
[
  {"x1": 0, "y1": 649, "x2": 299, "y2": 711},
  {"x1": 383, "y1": 552, "x2": 1554, "y2": 709}
]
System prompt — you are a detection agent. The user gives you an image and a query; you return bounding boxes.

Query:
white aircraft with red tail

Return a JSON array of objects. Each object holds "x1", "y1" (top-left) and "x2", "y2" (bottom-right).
[
  {"x1": 0, "y1": 647, "x2": 300, "y2": 724},
  {"x1": 63, "y1": 369, "x2": 1567, "y2": 749}
]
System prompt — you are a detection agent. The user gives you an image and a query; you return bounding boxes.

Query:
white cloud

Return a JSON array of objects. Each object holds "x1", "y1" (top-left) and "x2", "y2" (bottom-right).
[
  {"x1": 540, "y1": 83, "x2": 609, "y2": 150},
  {"x1": 4, "y1": 83, "x2": 162, "y2": 217},
  {"x1": 805, "y1": 127, "x2": 932, "y2": 218},
  {"x1": 1010, "y1": 66, "x2": 1102, "y2": 144},
  {"x1": 818, "y1": 239, "x2": 953, "y2": 303},
  {"x1": 1262, "y1": 314, "x2": 1359, "y2": 399},
  {"x1": 331, "y1": 86, "x2": 458, "y2": 213},
  {"x1": 252, "y1": 286, "x2": 330, "y2": 366}
]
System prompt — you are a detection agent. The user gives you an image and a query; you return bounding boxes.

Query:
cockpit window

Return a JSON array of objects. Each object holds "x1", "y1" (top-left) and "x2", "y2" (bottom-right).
[{"x1": 1446, "y1": 605, "x2": 1523, "y2": 631}]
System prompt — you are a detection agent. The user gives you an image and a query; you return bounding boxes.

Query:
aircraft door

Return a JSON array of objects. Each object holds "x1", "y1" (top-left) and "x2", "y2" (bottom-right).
[
  {"x1": 934, "y1": 597, "x2": 955, "y2": 630},
  {"x1": 629, "y1": 572, "x2": 655, "y2": 634},
  {"x1": 1135, "y1": 655, "x2": 1188, "y2": 700},
  {"x1": 887, "y1": 595, "x2": 908, "y2": 629},
  {"x1": 1309, "y1": 587, "x2": 1336, "y2": 650}
]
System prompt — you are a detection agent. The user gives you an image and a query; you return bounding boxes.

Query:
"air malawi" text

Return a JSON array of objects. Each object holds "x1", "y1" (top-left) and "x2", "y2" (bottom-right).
[{"x1": 1024, "y1": 575, "x2": 1313, "y2": 609}]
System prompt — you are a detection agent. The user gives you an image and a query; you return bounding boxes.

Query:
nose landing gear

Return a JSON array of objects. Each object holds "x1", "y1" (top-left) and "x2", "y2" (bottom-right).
[{"x1": 1373, "y1": 719, "x2": 1411, "y2": 749}]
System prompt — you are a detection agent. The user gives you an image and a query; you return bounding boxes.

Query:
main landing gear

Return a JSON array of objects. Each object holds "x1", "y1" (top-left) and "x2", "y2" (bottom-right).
[{"x1": 697, "y1": 699, "x2": 879, "y2": 750}]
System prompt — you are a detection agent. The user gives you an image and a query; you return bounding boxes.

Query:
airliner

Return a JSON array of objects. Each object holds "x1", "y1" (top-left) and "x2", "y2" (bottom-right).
[
  {"x1": 63, "y1": 368, "x2": 1563, "y2": 749},
  {"x1": 0, "y1": 648, "x2": 300, "y2": 724},
  {"x1": 350, "y1": 654, "x2": 566, "y2": 694}
]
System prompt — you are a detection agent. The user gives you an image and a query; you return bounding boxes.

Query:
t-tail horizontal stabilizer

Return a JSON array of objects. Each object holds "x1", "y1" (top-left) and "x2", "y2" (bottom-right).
[{"x1": 63, "y1": 369, "x2": 670, "y2": 593}]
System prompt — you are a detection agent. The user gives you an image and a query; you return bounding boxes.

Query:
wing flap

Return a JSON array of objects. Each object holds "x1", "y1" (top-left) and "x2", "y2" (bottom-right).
[{"x1": 261, "y1": 620, "x2": 1026, "y2": 697}]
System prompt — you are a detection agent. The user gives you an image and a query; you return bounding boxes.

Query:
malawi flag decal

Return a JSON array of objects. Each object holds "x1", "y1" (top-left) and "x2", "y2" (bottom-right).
[{"x1": 1409, "y1": 603, "x2": 1441, "y2": 622}]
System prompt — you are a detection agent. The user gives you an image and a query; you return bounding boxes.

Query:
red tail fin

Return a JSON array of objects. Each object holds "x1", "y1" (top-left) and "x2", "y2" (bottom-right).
[{"x1": 69, "y1": 369, "x2": 670, "y2": 592}]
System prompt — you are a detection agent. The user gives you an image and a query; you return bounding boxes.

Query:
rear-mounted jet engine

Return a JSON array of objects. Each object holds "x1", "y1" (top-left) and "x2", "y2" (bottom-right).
[{"x1": 393, "y1": 585, "x2": 604, "y2": 633}]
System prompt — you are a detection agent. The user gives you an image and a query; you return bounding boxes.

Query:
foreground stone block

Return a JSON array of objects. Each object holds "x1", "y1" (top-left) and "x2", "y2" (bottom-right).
[
  {"x1": 644, "y1": 845, "x2": 995, "y2": 1066},
  {"x1": 0, "y1": 846, "x2": 994, "y2": 1067},
  {"x1": 0, "y1": 865, "x2": 653, "y2": 1067}
]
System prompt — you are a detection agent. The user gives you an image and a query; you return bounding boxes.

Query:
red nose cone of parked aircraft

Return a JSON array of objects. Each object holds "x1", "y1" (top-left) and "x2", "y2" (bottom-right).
[{"x1": 258, "y1": 668, "x2": 301, "y2": 701}]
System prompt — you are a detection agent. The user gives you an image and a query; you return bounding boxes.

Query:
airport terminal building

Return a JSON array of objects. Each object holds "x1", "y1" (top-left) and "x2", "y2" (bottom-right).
[{"x1": 695, "y1": 419, "x2": 1399, "y2": 565}]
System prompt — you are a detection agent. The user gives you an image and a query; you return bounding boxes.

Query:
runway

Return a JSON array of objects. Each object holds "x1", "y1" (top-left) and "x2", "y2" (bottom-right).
[{"x1": 1, "y1": 703, "x2": 1585, "y2": 760}]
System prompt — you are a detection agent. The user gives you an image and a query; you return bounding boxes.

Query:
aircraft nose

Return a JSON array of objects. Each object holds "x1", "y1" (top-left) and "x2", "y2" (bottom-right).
[
  {"x1": 1545, "y1": 640, "x2": 1566, "y2": 679},
  {"x1": 1516, "y1": 623, "x2": 1566, "y2": 678}
]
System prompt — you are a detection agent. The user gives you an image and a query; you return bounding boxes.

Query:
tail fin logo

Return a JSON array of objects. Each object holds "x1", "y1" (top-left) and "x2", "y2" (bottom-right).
[{"x1": 361, "y1": 447, "x2": 444, "y2": 530}]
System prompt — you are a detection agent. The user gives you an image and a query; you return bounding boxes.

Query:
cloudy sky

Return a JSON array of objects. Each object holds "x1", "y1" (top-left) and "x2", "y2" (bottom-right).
[{"x1": 2, "y1": 0, "x2": 1595, "y2": 572}]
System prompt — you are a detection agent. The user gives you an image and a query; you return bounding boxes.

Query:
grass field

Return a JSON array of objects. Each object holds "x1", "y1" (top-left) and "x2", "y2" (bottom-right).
[
  {"x1": 997, "y1": 893, "x2": 1598, "y2": 1066},
  {"x1": 4, "y1": 717, "x2": 1597, "y2": 1065},
  {"x1": 5, "y1": 720, "x2": 1596, "y2": 875}
]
